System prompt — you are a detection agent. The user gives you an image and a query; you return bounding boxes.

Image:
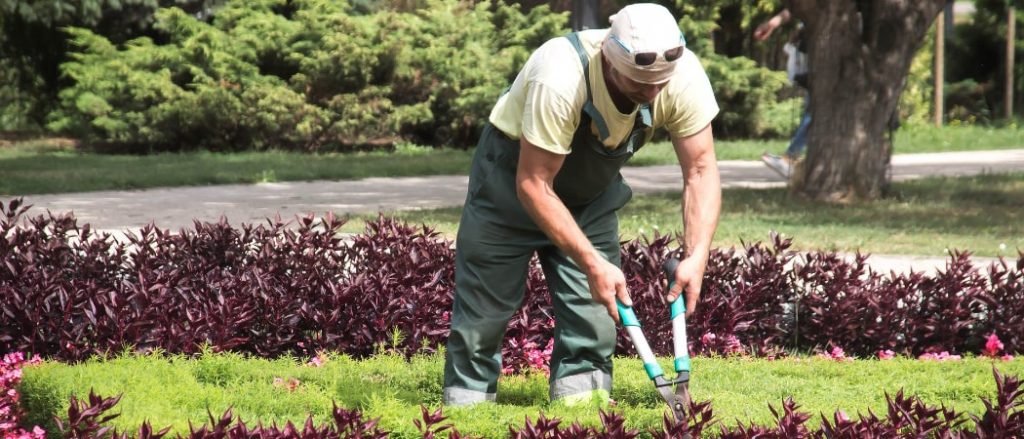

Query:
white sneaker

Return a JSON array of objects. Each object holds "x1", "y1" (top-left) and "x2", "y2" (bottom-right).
[{"x1": 761, "y1": 153, "x2": 792, "y2": 178}]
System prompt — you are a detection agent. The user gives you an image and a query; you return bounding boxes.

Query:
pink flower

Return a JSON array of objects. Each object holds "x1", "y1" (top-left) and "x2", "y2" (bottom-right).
[
  {"x1": 878, "y1": 350, "x2": 895, "y2": 360},
  {"x1": 983, "y1": 333, "x2": 1004, "y2": 357},
  {"x1": 919, "y1": 351, "x2": 961, "y2": 361},
  {"x1": 306, "y1": 353, "x2": 327, "y2": 367},
  {"x1": 819, "y1": 346, "x2": 853, "y2": 362},
  {"x1": 1001, "y1": 355, "x2": 1014, "y2": 362},
  {"x1": 522, "y1": 339, "x2": 554, "y2": 375},
  {"x1": 701, "y1": 332, "x2": 717, "y2": 345},
  {"x1": 723, "y1": 335, "x2": 744, "y2": 355}
]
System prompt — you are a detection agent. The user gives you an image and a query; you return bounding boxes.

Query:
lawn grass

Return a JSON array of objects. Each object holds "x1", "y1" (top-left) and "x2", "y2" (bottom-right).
[
  {"x1": 18, "y1": 351, "x2": 1024, "y2": 437},
  {"x1": 0, "y1": 143, "x2": 475, "y2": 196},
  {"x1": 2, "y1": 125, "x2": 1020, "y2": 195},
  {"x1": 631, "y1": 123, "x2": 1024, "y2": 165},
  {"x1": 340, "y1": 172, "x2": 1024, "y2": 257}
]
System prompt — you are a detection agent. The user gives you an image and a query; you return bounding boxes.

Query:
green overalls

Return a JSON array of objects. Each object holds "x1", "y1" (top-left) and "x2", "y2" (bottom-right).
[{"x1": 442, "y1": 33, "x2": 653, "y2": 405}]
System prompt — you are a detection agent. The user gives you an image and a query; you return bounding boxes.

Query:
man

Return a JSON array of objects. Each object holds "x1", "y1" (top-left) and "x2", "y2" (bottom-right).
[{"x1": 443, "y1": 3, "x2": 721, "y2": 406}]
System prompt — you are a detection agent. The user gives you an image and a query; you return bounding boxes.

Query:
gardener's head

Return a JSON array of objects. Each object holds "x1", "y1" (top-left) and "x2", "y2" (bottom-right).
[{"x1": 602, "y1": 3, "x2": 686, "y2": 102}]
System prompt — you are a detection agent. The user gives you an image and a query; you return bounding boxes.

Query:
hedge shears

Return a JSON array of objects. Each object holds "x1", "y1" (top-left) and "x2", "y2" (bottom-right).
[{"x1": 616, "y1": 258, "x2": 691, "y2": 421}]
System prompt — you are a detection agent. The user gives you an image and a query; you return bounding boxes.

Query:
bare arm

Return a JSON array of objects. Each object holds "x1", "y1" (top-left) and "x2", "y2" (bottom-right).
[
  {"x1": 753, "y1": 9, "x2": 792, "y2": 41},
  {"x1": 665, "y1": 123, "x2": 720, "y2": 317},
  {"x1": 515, "y1": 139, "x2": 631, "y2": 322}
]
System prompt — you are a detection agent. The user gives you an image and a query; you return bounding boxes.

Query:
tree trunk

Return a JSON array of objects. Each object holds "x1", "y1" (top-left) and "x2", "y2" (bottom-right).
[{"x1": 787, "y1": 0, "x2": 946, "y2": 202}]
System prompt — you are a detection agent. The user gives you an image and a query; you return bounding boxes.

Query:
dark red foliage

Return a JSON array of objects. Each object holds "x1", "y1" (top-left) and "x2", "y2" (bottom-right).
[
  {"x1": 2, "y1": 198, "x2": 1024, "y2": 371},
  {"x1": 969, "y1": 368, "x2": 1024, "y2": 437},
  {"x1": 508, "y1": 410, "x2": 638, "y2": 438}
]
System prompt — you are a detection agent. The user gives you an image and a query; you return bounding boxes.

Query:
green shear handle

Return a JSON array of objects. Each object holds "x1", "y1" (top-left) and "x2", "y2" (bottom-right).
[{"x1": 616, "y1": 257, "x2": 691, "y2": 421}]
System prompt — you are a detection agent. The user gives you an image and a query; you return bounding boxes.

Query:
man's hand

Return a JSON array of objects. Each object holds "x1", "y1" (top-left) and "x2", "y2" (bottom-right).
[
  {"x1": 664, "y1": 256, "x2": 705, "y2": 318},
  {"x1": 585, "y1": 257, "x2": 631, "y2": 324}
]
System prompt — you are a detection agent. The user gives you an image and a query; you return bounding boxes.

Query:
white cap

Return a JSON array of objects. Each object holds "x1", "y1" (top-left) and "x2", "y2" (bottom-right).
[{"x1": 601, "y1": 3, "x2": 685, "y2": 84}]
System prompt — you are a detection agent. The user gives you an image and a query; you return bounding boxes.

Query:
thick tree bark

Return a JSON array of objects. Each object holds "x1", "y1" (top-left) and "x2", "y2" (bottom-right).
[{"x1": 787, "y1": 0, "x2": 946, "y2": 201}]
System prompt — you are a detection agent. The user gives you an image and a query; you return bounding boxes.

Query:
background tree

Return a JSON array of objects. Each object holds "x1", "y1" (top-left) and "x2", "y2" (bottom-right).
[{"x1": 787, "y1": 0, "x2": 947, "y2": 201}]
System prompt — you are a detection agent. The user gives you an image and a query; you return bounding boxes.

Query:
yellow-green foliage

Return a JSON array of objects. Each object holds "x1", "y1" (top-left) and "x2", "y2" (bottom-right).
[{"x1": 18, "y1": 351, "x2": 1024, "y2": 437}]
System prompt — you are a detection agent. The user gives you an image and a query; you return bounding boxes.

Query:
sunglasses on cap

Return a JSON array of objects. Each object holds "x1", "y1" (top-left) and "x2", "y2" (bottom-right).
[{"x1": 610, "y1": 34, "x2": 685, "y2": 66}]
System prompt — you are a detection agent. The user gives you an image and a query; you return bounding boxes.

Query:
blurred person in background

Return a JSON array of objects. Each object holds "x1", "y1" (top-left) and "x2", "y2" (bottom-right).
[{"x1": 755, "y1": 9, "x2": 811, "y2": 180}]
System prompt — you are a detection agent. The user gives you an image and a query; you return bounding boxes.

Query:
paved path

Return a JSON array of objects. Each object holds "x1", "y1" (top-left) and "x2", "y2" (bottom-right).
[{"x1": 14, "y1": 149, "x2": 1024, "y2": 273}]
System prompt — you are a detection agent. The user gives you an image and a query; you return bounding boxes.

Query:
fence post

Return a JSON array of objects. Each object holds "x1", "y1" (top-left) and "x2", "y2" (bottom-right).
[
  {"x1": 1007, "y1": 6, "x2": 1016, "y2": 120},
  {"x1": 935, "y1": 9, "x2": 945, "y2": 127}
]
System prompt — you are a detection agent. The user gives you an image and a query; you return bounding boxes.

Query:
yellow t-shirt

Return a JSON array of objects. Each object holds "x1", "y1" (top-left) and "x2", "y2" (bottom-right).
[{"x1": 489, "y1": 29, "x2": 720, "y2": 154}]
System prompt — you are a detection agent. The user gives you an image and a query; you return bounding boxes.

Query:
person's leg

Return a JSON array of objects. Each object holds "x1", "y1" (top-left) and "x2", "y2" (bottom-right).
[
  {"x1": 539, "y1": 179, "x2": 630, "y2": 403},
  {"x1": 785, "y1": 95, "x2": 812, "y2": 159},
  {"x1": 538, "y1": 242, "x2": 618, "y2": 403},
  {"x1": 443, "y1": 124, "x2": 544, "y2": 406},
  {"x1": 443, "y1": 211, "x2": 536, "y2": 405}
]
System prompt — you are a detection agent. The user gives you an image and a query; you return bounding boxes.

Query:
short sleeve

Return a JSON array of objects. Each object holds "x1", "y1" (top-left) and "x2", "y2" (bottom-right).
[
  {"x1": 662, "y1": 52, "x2": 720, "y2": 139},
  {"x1": 521, "y1": 81, "x2": 579, "y2": 155}
]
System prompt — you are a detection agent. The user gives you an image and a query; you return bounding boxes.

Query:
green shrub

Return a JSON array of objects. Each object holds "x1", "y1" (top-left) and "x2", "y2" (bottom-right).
[
  {"x1": 47, "y1": 0, "x2": 567, "y2": 152},
  {"x1": 46, "y1": 0, "x2": 801, "y2": 152}
]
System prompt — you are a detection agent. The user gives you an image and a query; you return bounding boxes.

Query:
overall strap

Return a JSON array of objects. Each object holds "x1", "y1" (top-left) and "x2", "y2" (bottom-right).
[
  {"x1": 565, "y1": 32, "x2": 611, "y2": 142},
  {"x1": 639, "y1": 103, "x2": 652, "y2": 128}
]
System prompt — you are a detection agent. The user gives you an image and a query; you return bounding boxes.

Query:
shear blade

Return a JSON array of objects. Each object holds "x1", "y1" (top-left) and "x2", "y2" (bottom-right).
[{"x1": 657, "y1": 387, "x2": 687, "y2": 421}]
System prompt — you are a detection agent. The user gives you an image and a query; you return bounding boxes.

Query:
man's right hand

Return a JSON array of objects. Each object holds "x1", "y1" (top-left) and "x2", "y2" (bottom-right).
[{"x1": 585, "y1": 257, "x2": 631, "y2": 324}]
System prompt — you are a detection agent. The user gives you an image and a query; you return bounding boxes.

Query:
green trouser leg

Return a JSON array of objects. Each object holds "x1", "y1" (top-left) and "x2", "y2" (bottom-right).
[
  {"x1": 443, "y1": 125, "x2": 632, "y2": 405},
  {"x1": 539, "y1": 220, "x2": 619, "y2": 401}
]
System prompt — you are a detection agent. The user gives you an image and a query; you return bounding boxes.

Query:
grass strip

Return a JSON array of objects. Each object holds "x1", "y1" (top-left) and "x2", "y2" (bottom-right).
[
  {"x1": 1, "y1": 125, "x2": 1020, "y2": 195},
  {"x1": 342, "y1": 172, "x2": 1024, "y2": 257},
  {"x1": 633, "y1": 124, "x2": 1024, "y2": 166},
  {"x1": 18, "y1": 351, "x2": 1024, "y2": 437}
]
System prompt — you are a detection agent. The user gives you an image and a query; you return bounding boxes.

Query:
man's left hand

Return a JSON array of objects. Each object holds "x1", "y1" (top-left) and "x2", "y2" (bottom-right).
[{"x1": 664, "y1": 256, "x2": 705, "y2": 317}]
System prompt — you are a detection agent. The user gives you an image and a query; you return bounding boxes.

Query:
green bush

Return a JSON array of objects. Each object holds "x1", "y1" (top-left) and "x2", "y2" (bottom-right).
[
  {"x1": 45, "y1": 0, "x2": 798, "y2": 152},
  {"x1": 46, "y1": 0, "x2": 566, "y2": 152}
]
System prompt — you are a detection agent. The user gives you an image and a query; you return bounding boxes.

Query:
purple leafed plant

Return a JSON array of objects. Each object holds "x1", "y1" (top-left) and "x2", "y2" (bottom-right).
[{"x1": 2, "y1": 198, "x2": 1023, "y2": 370}]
